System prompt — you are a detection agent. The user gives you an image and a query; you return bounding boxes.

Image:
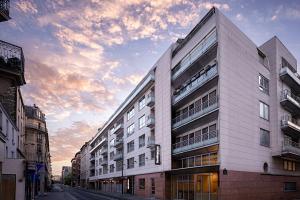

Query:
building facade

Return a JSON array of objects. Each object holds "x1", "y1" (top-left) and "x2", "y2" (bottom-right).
[
  {"x1": 71, "y1": 151, "x2": 81, "y2": 187},
  {"x1": 80, "y1": 141, "x2": 90, "y2": 188},
  {"x1": 61, "y1": 166, "x2": 71, "y2": 185},
  {"x1": 24, "y1": 105, "x2": 51, "y2": 198},
  {"x1": 87, "y1": 7, "x2": 300, "y2": 200}
]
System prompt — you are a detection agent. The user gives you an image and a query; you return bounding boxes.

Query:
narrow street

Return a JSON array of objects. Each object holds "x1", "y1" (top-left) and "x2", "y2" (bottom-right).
[{"x1": 36, "y1": 184, "x2": 116, "y2": 200}]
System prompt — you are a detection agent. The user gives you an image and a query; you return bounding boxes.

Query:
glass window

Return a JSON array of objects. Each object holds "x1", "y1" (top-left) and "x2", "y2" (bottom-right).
[
  {"x1": 127, "y1": 140, "x2": 134, "y2": 153},
  {"x1": 127, "y1": 157, "x2": 134, "y2": 169},
  {"x1": 151, "y1": 150, "x2": 155, "y2": 160},
  {"x1": 284, "y1": 160, "x2": 296, "y2": 171},
  {"x1": 259, "y1": 74, "x2": 269, "y2": 94},
  {"x1": 284, "y1": 182, "x2": 296, "y2": 192},
  {"x1": 116, "y1": 160, "x2": 122, "y2": 171},
  {"x1": 195, "y1": 156, "x2": 202, "y2": 166},
  {"x1": 202, "y1": 154, "x2": 210, "y2": 166},
  {"x1": 139, "y1": 178, "x2": 145, "y2": 189},
  {"x1": 151, "y1": 178, "x2": 155, "y2": 194},
  {"x1": 127, "y1": 123, "x2": 135, "y2": 136},
  {"x1": 127, "y1": 107, "x2": 135, "y2": 120},
  {"x1": 109, "y1": 164, "x2": 114, "y2": 173},
  {"x1": 259, "y1": 101, "x2": 269, "y2": 120},
  {"x1": 110, "y1": 151, "x2": 114, "y2": 160},
  {"x1": 139, "y1": 96, "x2": 146, "y2": 110},
  {"x1": 260, "y1": 129, "x2": 270, "y2": 147},
  {"x1": 139, "y1": 115, "x2": 146, "y2": 129},
  {"x1": 139, "y1": 134, "x2": 145, "y2": 148},
  {"x1": 139, "y1": 153, "x2": 145, "y2": 167}
]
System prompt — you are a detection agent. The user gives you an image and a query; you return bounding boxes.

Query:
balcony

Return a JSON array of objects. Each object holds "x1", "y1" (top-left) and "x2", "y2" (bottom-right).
[
  {"x1": 109, "y1": 123, "x2": 124, "y2": 135},
  {"x1": 113, "y1": 153, "x2": 123, "y2": 161},
  {"x1": 113, "y1": 138, "x2": 123, "y2": 148},
  {"x1": 89, "y1": 165, "x2": 95, "y2": 170},
  {"x1": 147, "y1": 136, "x2": 155, "y2": 148},
  {"x1": 281, "y1": 137, "x2": 300, "y2": 159},
  {"x1": 281, "y1": 115, "x2": 300, "y2": 137},
  {"x1": 280, "y1": 67, "x2": 300, "y2": 94},
  {"x1": 172, "y1": 130, "x2": 218, "y2": 155},
  {"x1": 172, "y1": 96, "x2": 218, "y2": 130},
  {"x1": 280, "y1": 90, "x2": 300, "y2": 116},
  {"x1": 90, "y1": 156, "x2": 95, "y2": 162},
  {"x1": 0, "y1": 0, "x2": 10, "y2": 22},
  {"x1": 172, "y1": 29, "x2": 217, "y2": 81},
  {"x1": 146, "y1": 93, "x2": 155, "y2": 107},
  {"x1": 100, "y1": 147, "x2": 108, "y2": 155},
  {"x1": 100, "y1": 159, "x2": 108, "y2": 166},
  {"x1": 0, "y1": 40, "x2": 25, "y2": 86},
  {"x1": 25, "y1": 122, "x2": 47, "y2": 132},
  {"x1": 173, "y1": 64, "x2": 218, "y2": 105},
  {"x1": 146, "y1": 115, "x2": 155, "y2": 128}
]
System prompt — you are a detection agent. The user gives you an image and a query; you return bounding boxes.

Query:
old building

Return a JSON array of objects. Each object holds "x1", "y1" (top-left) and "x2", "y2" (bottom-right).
[
  {"x1": 24, "y1": 105, "x2": 51, "y2": 198},
  {"x1": 71, "y1": 151, "x2": 81, "y2": 187},
  {"x1": 80, "y1": 141, "x2": 90, "y2": 188},
  {"x1": 88, "y1": 7, "x2": 300, "y2": 200}
]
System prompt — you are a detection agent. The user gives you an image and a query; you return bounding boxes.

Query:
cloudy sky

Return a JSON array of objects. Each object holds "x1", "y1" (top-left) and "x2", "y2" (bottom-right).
[{"x1": 1, "y1": 0, "x2": 300, "y2": 175}]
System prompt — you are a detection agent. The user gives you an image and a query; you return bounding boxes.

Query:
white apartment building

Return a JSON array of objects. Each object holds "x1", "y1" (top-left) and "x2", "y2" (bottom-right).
[{"x1": 88, "y1": 8, "x2": 300, "y2": 200}]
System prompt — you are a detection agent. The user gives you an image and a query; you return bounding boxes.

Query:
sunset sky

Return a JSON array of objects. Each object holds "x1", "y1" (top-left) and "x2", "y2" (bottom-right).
[{"x1": 1, "y1": 0, "x2": 300, "y2": 176}]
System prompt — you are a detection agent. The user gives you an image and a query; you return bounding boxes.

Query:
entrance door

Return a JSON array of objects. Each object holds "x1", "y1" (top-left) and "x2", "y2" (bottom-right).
[
  {"x1": 1, "y1": 174, "x2": 16, "y2": 200},
  {"x1": 127, "y1": 176, "x2": 134, "y2": 194},
  {"x1": 195, "y1": 173, "x2": 218, "y2": 200}
]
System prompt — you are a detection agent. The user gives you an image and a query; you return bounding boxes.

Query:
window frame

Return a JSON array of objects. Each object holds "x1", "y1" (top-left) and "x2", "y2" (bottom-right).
[
  {"x1": 139, "y1": 96, "x2": 146, "y2": 110},
  {"x1": 139, "y1": 153, "x2": 145, "y2": 167},
  {"x1": 259, "y1": 101, "x2": 269, "y2": 121},
  {"x1": 139, "y1": 178, "x2": 145, "y2": 189},
  {"x1": 259, "y1": 128, "x2": 270, "y2": 147},
  {"x1": 139, "y1": 115, "x2": 146, "y2": 129},
  {"x1": 258, "y1": 74, "x2": 269, "y2": 95}
]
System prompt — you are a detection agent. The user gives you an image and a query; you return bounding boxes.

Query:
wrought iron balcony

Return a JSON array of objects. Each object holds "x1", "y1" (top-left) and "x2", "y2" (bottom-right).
[
  {"x1": 109, "y1": 123, "x2": 124, "y2": 135},
  {"x1": 280, "y1": 67, "x2": 300, "y2": 94},
  {"x1": 0, "y1": 40, "x2": 25, "y2": 85},
  {"x1": 172, "y1": 29, "x2": 217, "y2": 81},
  {"x1": 172, "y1": 130, "x2": 219, "y2": 155},
  {"x1": 281, "y1": 115, "x2": 300, "y2": 137},
  {"x1": 280, "y1": 90, "x2": 300, "y2": 116},
  {"x1": 0, "y1": 0, "x2": 10, "y2": 22},
  {"x1": 146, "y1": 93, "x2": 155, "y2": 107},
  {"x1": 173, "y1": 64, "x2": 218, "y2": 105},
  {"x1": 146, "y1": 115, "x2": 155, "y2": 128},
  {"x1": 113, "y1": 153, "x2": 123, "y2": 161},
  {"x1": 281, "y1": 136, "x2": 300, "y2": 159},
  {"x1": 172, "y1": 96, "x2": 218, "y2": 130}
]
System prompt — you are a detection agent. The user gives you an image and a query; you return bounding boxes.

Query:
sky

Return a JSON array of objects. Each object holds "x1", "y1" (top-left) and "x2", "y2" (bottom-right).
[{"x1": 1, "y1": 0, "x2": 300, "y2": 176}]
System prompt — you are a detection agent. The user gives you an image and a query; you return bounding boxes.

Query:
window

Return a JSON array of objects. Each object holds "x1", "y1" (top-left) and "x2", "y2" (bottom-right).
[
  {"x1": 284, "y1": 182, "x2": 297, "y2": 192},
  {"x1": 258, "y1": 74, "x2": 269, "y2": 94},
  {"x1": 139, "y1": 178, "x2": 145, "y2": 189},
  {"x1": 139, "y1": 153, "x2": 145, "y2": 167},
  {"x1": 116, "y1": 160, "x2": 122, "y2": 171},
  {"x1": 127, "y1": 107, "x2": 135, "y2": 120},
  {"x1": 139, "y1": 134, "x2": 145, "y2": 148},
  {"x1": 151, "y1": 150, "x2": 155, "y2": 160},
  {"x1": 284, "y1": 160, "x2": 296, "y2": 171},
  {"x1": 99, "y1": 168, "x2": 102, "y2": 175},
  {"x1": 260, "y1": 129, "x2": 270, "y2": 147},
  {"x1": 259, "y1": 101, "x2": 269, "y2": 120},
  {"x1": 139, "y1": 96, "x2": 146, "y2": 110},
  {"x1": 127, "y1": 157, "x2": 134, "y2": 169},
  {"x1": 110, "y1": 151, "x2": 114, "y2": 160},
  {"x1": 151, "y1": 178, "x2": 155, "y2": 194},
  {"x1": 139, "y1": 115, "x2": 146, "y2": 129},
  {"x1": 127, "y1": 123, "x2": 135, "y2": 136},
  {"x1": 109, "y1": 164, "x2": 114, "y2": 173},
  {"x1": 127, "y1": 140, "x2": 134, "y2": 153}
]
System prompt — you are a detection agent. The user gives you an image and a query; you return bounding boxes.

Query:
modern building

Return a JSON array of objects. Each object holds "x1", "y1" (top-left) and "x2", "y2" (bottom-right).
[
  {"x1": 0, "y1": 0, "x2": 10, "y2": 22},
  {"x1": 87, "y1": 7, "x2": 300, "y2": 200},
  {"x1": 80, "y1": 141, "x2": 90, "y2": 188},
  {"x1": 24, "y1": 105, "x2": 52, "y2": 198},
  {"x1": 61, "y1": 166, "x2": 72, "y2": 184},
  {"x1": 71, "y1": 151, "x2": 81, "y2": 187}
]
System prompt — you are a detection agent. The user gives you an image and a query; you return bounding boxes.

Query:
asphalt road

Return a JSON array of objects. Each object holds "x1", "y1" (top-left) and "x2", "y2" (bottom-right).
[{"x1": 36, "y1": 184, "x2": 116, "y2": 200}]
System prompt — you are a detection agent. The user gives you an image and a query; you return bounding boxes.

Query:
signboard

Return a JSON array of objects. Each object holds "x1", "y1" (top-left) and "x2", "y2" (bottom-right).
[{"x1": 154, "y1": 145, "x2": 161, "y2": 165}]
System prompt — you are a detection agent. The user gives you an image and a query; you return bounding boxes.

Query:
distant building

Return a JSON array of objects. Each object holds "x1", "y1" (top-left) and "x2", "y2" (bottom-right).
[
  {"x1": 24, "y1": 105, "x2": 52, "y2": 198},
  {"x1": 80, "y1": 141, "x2": 90, "y2": 188},
  {"x1": 71, "y1": 151, "x2": 81, "y2": 187},
  {"x1": 61, "y1": 166, "x2": 71, "y2": 184}
]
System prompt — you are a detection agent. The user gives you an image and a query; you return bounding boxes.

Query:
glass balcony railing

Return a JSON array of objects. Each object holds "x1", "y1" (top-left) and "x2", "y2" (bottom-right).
[
  {"x1": 147, "y1": 136, "x2": 155, "y2": 148},
  {"x1": 113, "y1": 138, "x2": 123, "y2": 147},
  {"x1": 146, "y1": 93, "x2": 155, "y2": 107},
  {"x1": 172, "y1": 130, "x2": 218, "y2": 154},
  {"x1": 172, "y1": 96, "x2": 218, "y2": 129},
  {"x1": 282, "y1": 136, "x2": 300, "y2": 156},
  {"x1": 173, "y1": 64, "x2": 218, "y2": 104},
  {"x1": 172, "y1": 29, "x2": 217, "y2": 80},
  {"x1": 281, "y1": 115, "x2": 300, "y2": 136},
  {"x1": 146, "y1": 115, "x2": 155, "y2": 128}
]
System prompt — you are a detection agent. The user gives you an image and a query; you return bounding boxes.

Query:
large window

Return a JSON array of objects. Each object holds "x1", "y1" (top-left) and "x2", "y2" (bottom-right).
[
  {"x1": 259, "y1": 74, "x2": 269, "y2": 94},
  {"x1": 284, "y1": 160, "x2": 296, "y2": 171},
  {"x1": 127, "y1": 157, "x2": 134, "y2": 169},
  {"x1": 116, "y1": 160, "x2": 122, "y2": 171},
  {"x1": 139, "y1": 134, "x2": 145, "y2": 148},
  {"x1": 284, "y1": 182, "x2": 297, "y2": 192},
  {"x1": 260, "y1": 129, "x2": 270, "y2": 147},
  {"x1": 139, "y1": 178, "x2": 145, "y2": 189},
  {"x1": 139, "y1": 115, "x2": 146, "y2": 129},
  {"x1": 127, "y1": 107, "x2": 135, "y2": 120},
  {"x1": 127, "y1": 140, "x2": 134, "y2": 153},
  {"x1": 127, "y1": 123, "x2": 135, "y2": 136},
  {"x1": 139, "y1": 96, "x2": 146, "y2": 110},
  {"x1": 259, "y1": 101, "x2": 269, "y2": 120},
  {"x1": 139, "y1": 153, "x2": 145, "y2": 167},
  {"x1": 109, "y1": 164, "x2": 114, "y2": 173},
  {"x1": 110, "y1": 151, "x2": 114, "y2": 160}
]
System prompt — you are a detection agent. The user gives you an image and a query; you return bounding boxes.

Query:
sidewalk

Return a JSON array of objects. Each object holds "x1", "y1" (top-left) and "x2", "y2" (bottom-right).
[{"x1": 75, "y1": 187, "x2": 157, "y2": 200}]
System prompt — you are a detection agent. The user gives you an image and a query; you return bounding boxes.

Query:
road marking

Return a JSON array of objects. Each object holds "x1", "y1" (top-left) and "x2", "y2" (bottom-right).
[{"x1": 65, "y1": 191, "x2": 79, "y2": 200}]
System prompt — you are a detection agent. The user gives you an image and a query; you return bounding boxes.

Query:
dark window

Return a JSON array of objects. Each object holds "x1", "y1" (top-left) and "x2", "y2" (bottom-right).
[
  {"x1": 259, "y1": 74, "x2": 269, "y2": 94},
  {"x1": 139, "y1": 178, "x2": 145, "y2": 189},
  {"x1": 284, "y1": 182, "x2": 296, "y2": 192},
  {"x1": 151, "y1": 178, "x2": 155, "y2": 194},
  {"x1": 139, "y1": 153, "x2": 145, "y2": 167},
  {"x1": 260, "y1": 129, "x2": 270, "y2": 147}
]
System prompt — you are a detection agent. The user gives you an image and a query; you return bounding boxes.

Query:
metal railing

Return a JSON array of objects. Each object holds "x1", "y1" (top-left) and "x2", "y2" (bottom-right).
[
  {"x1": 173, "y1": 64, "x2": 218, "y2": 104},
  {"x1": 0, "y1": 40, "x2": 24, "y2": 72},
  {"x1": 281, "y1": 115, "x2": 300, "y2": 127},
  {"x1": 172, "y1": 29, "x2": 217, "y2": 80},
  {"x1": 109, "y1": 123, "x2": 124, "y2": 134},
  {"x1": 281, "y1": 89, "x2": 300, "y2": 105},
  {"x1": 0, "y1": 0, "x2": 10, "y2": 17},
  {"x1": 100, "y1": 147, "x2": 108, "y2": 154},
  {"x1": 283, "y1": 136, "x2": 300, "y2": 155},
  {"x1": 25, "y1": 122, "x2": 47, "y2": 132},
  {"x1": 172, "y1": 96, "x2": 218, "y2": 128},
  {"x1": 113, "y1": 138, "x2": 123, "y2": 147},
  {"x1": 172, "y1": 130, "x2": 218, "y2": 153}
]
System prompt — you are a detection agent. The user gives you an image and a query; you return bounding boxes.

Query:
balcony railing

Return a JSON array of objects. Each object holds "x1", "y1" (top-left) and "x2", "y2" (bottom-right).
[
  {"x1": 0, "y1": 40, "x2": 25, "y2": 85},
  {"x1": 0, "y1": 0, "x2": 10, "y2": 22},
  {"x1": 172, "y1": 29, "x2": 217, "y2": 80},
  {"x1": 25, "y1": 122, "x2": 47, "y2": 132},
  {"x1": 147, "y1": 136, "x2": 155, "y2": 148},
  {"x1": 113, "y1": 138, "x2": 123, "y2": 148},
  {"x1": 146, "y1": 93, "x2": 155, "y2": 107},
  {"x1": 109, "y1": 123, "x2": 124, "y2": 135},
  {"x1": 146, "y1": 115, "x2": 155, "y2": 128},
  {"x1": 100, "y1": 159, "x2": 108, "y2": 166},
  {"x1": 100, "y1": 147, "x2": 108, "y2": 155},
  {"x1": 282, "y1": 137, "x2": 300, "y2": 156},
  {"x1": 89, "y1": 165, "x2": 95, "y2": 170},
  {"x1": 172, "y1": 96, "x2": 218, "y2": 129},
  {"x1": 281, "y1": 115, "x2": 300, "y2": 136},
  {"x1": 172, "y1": 130, "x2": 218, "y2": 154},
  {"x1": 113, "y1": 153, "x2": 123, "y2": 161},
  {"x1": 173, "y1": 64, "x2": 218, "y2": 104},
  {"x1": 280, "y1": 67, "x2": 300, "y2": 94},
  {"x1": 280, "y1": 89, "x2": 300, "y2": 115}
]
